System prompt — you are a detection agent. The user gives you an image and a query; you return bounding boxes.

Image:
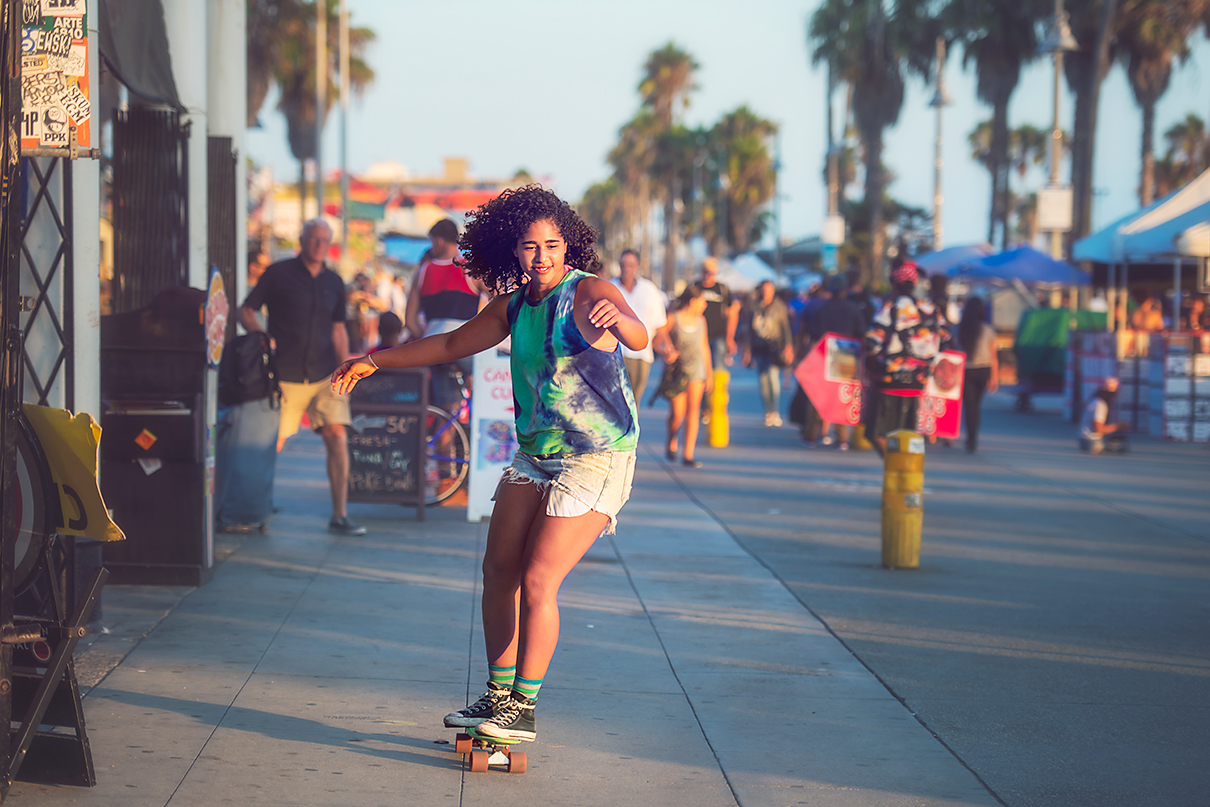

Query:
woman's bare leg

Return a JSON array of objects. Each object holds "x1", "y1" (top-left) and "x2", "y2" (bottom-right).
[
  {"x1": 480, "y1": 480, "x2": 544, "y2": 667},
  {"x1": 515, "y1": 508, "x2": 612, "y2": 683},
  {"x1": 667, "y1": 392, "x2": 687, "y2": 456},
  {"x1": 683, "y1": 381, "x2": 705, "y2": 461}
]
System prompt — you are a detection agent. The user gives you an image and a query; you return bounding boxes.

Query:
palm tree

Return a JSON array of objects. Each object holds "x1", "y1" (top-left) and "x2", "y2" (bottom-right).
[
  {"x1": 607, "y1": 110, "x2": 659, "y2": 271},
  {"x1": 249, "y1": 0, "x2": 375, "y2": 218},
  {"x1": 968, "y1": 119, "x2": 995, "y2": 225},
  {"x1": 1063, "y1": 0, "x2": 1120, "y2": 242},
  {"x1": 711, "y1": 107, "x2": 778, "y2": 253},
  {"x1": 810, "y1": 0, "x2": 910, "y2": 285},
  {"x1": 1116, "y1": 0, "x2": 1206, "y2": 205},
  {"x1": 580, "y1": 178, "x2": 628, "y2": 267},
  {"x1": 1162, "y1": 113, "x2": 1210, "y2": 186},
  {"x1": 952, "y1": 0, "x2": 1046, "y2": 250},
  {"x1": 638, "y1": 43, "x2": 698, "y2": 289}
]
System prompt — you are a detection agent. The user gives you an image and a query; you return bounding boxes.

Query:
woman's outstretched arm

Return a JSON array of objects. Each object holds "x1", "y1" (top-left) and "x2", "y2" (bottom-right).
[{"x1": 332, "y1": 295, "x2": 510, "y2": 394}]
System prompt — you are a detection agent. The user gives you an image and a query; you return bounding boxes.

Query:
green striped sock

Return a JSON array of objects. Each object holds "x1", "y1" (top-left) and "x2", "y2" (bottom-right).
[
  {"x1": 488, "y1": 664, "x2": 516, "y2": 688},
  {"x1": 513, "y1": 676, "x2": 543, "y2": 701}
]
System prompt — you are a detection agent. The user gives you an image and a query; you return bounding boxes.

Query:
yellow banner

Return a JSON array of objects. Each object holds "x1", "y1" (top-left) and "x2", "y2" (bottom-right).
[{"x1": 22, "y1": 404, "x2": 125, "y2": 543}]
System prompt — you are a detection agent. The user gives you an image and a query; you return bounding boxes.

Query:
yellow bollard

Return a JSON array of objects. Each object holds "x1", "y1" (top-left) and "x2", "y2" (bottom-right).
[
  {"x1": 851, "y1": 423, "x2": 873, "y2": 451},
  {"x1": 708, "y1": 369, "x2": 730, "y2": 447},
  {"x1": 881, "y1": 428, "x2": 924, "y2": 569}
]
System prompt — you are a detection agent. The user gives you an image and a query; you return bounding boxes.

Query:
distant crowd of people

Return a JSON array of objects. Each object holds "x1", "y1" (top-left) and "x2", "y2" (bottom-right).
[{"x1": 241, "y1": 219, "x2": 1201, "y2": 530}]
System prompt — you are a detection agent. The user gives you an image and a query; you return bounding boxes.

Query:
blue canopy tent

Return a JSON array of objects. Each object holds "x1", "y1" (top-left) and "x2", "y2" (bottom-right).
[
  {"x1": 915, "y1": 243, "x2": 993, "y2": 275},
  {"x1": 952, "y1": 246, "x2": 1091, "y2": 286}
]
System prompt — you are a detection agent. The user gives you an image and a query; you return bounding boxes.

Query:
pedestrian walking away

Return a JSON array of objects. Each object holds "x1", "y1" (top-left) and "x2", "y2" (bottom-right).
[
  {"x1": 690, "y1": 257, "x2": 740, "y2": 371},
  {"x1": 610, "y1": 248, "x2": 668, "y2": 404},
  {"x1": 863, "y1": 260, "x2": 952, "y2": 456},
  {"x1": 406, "y1": 218, "x2": 489, "y2": 414},
  {"x1": 958, "y1": 296, "x2": 998, "y2": 453},
  {"x1": 804, "y1": 274, "x2": 866, "y2": 449},
  {"x1": 654, "y1": 285, "x2": 712, "y2": 467},
  {"x1": 239, "y1": 218, "x2": 365, "y2": 536},
  {"x1": 332, "y1": 185, "x2": 647, "y2": 744},
  {"x1": 742, "y1": 280, "x2": 794, "y2": 427}
]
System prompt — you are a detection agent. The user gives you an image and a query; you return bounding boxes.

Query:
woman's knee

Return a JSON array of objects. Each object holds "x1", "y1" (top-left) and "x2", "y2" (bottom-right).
[
  {"x1": 482, "y1": 554, "x2": 522, "y2": 593},
  {"x1": 520, "y1": 564, "x2": 564, "y2": 608}
]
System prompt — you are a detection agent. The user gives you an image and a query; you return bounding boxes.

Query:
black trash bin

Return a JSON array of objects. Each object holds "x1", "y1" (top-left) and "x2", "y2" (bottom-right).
[{"x1": 99, "y1": 287, "x2": 215, "y2": 585}]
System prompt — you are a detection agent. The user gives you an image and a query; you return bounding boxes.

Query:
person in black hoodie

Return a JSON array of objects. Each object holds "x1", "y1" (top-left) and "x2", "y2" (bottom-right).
[{"x1": 806, "y1": 276, "x2": 866, "y2": 449}]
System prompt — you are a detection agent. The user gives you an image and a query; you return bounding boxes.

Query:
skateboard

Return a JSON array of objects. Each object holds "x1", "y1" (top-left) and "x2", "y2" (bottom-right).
[{"x1": 454, "y1": 727, "x2": 528, "y2": 773}]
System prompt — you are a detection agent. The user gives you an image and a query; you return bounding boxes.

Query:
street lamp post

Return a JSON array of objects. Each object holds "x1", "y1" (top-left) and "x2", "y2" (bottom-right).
[
  {"x1": 1039, "y1": 0, "x2": 1078, "y2": 260},
  {"x1": 339, "y1": 0, "x2": 349, "y2": 273},
  {"x1": 315, "y1": 1, "x2": 326, "y2": 220},
  {"x1": 1039, "y1": 0, "x2": 1079, "y2": 309},
  {"x1": 928, "y1": 37, "x2": 951, "y2": 252}
]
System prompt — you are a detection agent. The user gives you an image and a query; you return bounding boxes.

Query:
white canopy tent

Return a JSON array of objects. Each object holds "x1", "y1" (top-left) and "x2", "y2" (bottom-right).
[
  {"x1": 1072, "y1": 168, "x2": 1210, "y2": 330},
  {"x1": 717, "y1": 252, "x2": 780, "y2": 292},
  {"x1": 1177, "y1": 221, "x2": 1210, "y2": 258}
]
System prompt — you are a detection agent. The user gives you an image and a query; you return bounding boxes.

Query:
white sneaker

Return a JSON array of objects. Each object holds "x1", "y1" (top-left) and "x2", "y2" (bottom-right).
[{"x1": 768, "y1": 414, "x2": 783, "y2": 427}]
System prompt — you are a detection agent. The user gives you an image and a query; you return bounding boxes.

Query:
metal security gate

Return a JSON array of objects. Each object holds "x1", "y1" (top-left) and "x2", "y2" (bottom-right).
[
  {"x1": 1, "y1": 0, "x2": 27, "y2": 787},
  {"x1": 111, "y1": 107, "x2": 189, "y2": 314},
  {"x1": 18, "y1": 157, "x2": 73, "y2": 409}
]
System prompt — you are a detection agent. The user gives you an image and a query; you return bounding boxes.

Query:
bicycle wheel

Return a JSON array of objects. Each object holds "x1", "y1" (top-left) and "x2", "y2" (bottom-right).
[{"x1": 425, "y1": 405, "x2": 470, "y2": 505}]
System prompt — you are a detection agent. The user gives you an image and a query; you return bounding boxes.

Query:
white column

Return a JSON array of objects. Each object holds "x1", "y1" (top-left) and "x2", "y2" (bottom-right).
[
  {"x1": 72, "y1": 7, "x2": 101, "y2": 418},
  {"x1": 207, "y1": 0, "x2": 248, "y2": 308},
  {"x1": 162, "y1": 0, "x2": 209, "y2": 290}
]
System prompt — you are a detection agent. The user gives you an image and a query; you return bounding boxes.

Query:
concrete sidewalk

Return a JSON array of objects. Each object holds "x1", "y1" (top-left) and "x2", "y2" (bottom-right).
[{"x1": 11, "y1": 426, "x2": 998, "y2": 805}]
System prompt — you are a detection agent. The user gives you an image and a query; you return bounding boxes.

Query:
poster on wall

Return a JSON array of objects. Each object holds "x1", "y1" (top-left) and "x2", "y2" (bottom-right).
[
  {"x1": 467, "y1": 350, "x2": 517, "y2": 522},
  {"x1": 20, "y1": 0, "x2": 90, "y2": 151}
]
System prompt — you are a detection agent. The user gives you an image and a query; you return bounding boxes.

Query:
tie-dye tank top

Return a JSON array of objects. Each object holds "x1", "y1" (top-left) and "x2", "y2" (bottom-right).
[{"x1": 506, "y1": 268, "x2": 639, "y2": 456}]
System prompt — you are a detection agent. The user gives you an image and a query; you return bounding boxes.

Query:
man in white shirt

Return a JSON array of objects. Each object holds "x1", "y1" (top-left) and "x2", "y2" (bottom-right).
[
  {"x1": 609, "y1": 249, "x2": 667, "y2": 403},
  {"x1": 1079, "y1": 377, "x2": 1129, "y2": 454}
]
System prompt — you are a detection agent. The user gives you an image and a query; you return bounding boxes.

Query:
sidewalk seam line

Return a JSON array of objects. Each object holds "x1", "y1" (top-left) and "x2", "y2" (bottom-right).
[
  {"x1": 654, "y1": 446, "x2": 1010, "y2": 807},
  {"x1": 163, "y1": 537, "x2": 339, "y2": 806},
  {"x1": 606, "y1": 532, "x2": 742, "y2": 807}
]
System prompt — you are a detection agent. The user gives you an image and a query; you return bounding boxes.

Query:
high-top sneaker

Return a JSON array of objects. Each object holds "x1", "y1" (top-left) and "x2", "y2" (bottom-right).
[
  {"x1": 443, "y1": 682, "x2": 511, "y2": 728},
  {"x1": 474, "y1": 693, "x2": 537, "y2": 741}
]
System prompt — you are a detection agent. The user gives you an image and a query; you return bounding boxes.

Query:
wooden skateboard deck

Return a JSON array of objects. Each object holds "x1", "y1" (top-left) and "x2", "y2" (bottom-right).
[{"x1": 454, "y1": 728, "x2": 528, "y2": 773}]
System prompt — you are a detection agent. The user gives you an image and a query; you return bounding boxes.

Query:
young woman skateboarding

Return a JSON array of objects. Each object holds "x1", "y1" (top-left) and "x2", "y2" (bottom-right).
[{"x1": 331, "y1": 186, "x2": 646, "y2": 742}]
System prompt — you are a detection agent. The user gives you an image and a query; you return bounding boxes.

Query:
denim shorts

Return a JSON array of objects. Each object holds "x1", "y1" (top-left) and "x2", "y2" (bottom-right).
[{"x1": 495, "y1": 450, "x2": 637, "y2": 534}]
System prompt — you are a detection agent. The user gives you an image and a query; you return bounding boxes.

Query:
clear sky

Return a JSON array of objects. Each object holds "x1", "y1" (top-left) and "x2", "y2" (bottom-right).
[{"x1": 246, "y1": 0, "x2": 1210, "y2": 251}]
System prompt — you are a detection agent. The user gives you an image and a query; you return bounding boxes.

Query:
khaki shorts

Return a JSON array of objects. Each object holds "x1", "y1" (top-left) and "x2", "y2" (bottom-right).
[{"x1": 278, "y1": 379, "x2": 351, "y2": 440}]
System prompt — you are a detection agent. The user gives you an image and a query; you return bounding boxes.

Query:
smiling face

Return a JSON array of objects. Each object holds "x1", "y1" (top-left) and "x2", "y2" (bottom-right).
[{"x1": 514, "y1": 219, "x2": 567, "y2": 292}]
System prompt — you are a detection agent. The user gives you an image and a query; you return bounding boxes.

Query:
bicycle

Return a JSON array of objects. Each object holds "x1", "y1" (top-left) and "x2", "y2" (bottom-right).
[{"x1": 425, "y1": 366, "x2": 472, "y2": 505}]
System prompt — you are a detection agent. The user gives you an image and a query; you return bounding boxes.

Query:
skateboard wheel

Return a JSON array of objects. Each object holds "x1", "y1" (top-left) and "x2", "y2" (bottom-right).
[
  {"x1": 455, "y1": 734, "x2": 472, "y2": 754},
  {"x1": 470, "y1": 749, "x2": 489, "y2": 772},
  {"x1": 507, "y1": 751, "x2": 526, "y2": 774}
]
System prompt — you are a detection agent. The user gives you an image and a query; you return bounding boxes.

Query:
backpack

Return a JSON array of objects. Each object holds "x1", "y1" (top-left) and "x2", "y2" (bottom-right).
[{"x1": 218, "y1": 332, "x2": 280, "y2": 407}]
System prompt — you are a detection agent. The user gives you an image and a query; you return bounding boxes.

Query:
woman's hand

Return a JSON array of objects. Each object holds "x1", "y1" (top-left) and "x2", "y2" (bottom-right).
[
  {"x1": 331, "y1": 357, "x2": 378, "y2": 395},
  {"x1": 663, "y1": 348, "x2": 680, "y2": 365},
  {"x1": 588, "y1": 299, "x2": 622, "y2": 331}
]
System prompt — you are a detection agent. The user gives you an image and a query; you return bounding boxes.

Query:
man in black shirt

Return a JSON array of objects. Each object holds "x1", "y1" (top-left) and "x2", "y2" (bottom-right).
[
  {"x1": 689, "y1": 257, "x2": 740, "y2": 370},
  {"x1": 240, "y1": 219, "x2": 365, "y2": 536}
]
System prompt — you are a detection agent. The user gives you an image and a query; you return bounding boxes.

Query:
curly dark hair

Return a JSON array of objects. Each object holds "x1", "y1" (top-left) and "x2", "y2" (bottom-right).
[{"x1": 457, "y1": 185, "x2": 601, "y2": 295}]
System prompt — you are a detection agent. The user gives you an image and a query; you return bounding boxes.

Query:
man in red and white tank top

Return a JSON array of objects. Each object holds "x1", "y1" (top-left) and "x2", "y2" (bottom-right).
[{"x1": 405, "y1": 218, "x2": 487, "y2": 409}]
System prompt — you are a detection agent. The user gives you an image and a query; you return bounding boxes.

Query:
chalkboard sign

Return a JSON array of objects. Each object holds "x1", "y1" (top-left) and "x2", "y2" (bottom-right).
[{"x1": 346, "y1": 368, "x2": 427, "y2": 518}]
